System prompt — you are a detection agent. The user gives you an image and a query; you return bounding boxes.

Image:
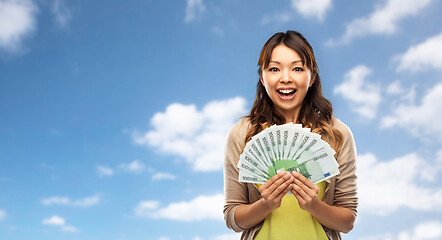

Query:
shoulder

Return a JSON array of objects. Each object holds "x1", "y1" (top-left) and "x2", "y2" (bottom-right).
[
  {"x1": 226, "y1": 118, "x2": 252, "y2": 143},
  {"x1": 225, "y1": 118, "x2": 252, "y2": 155},
  {"x1": 331, "y1": 117, "x2": 357, "y2": 159},
  {"x1": 224, "y1": 118, "x2": 252, "y2": 167},
  {"x1": 331, "y1": 117, "x2": 357, "y2": 165},
  {"x1": 331, "y1": 117, "x2": 354, "y2": 140}
]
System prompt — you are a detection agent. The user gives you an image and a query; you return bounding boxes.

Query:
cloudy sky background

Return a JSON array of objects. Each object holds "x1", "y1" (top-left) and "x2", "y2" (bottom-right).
[{"x1": 1, "y1": 0, "x2": 442, "y2": 239}]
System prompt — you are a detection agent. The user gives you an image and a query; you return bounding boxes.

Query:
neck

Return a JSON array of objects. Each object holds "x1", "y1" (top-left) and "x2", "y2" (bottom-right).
[{"x1": 282, "y1": 110, "x2": 300, "y2": 124}]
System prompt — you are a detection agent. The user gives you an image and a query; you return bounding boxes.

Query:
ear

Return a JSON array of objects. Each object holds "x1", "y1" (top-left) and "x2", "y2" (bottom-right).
[
  {"x1": 259, "y1": 67, "x2": 265, "y2": 86},
  {"x1": 309, "y1": 70, "x2": 316, "y2": 87},
  {"x1": 260, "y1": 73, "x2": 265, "y2": 86}
]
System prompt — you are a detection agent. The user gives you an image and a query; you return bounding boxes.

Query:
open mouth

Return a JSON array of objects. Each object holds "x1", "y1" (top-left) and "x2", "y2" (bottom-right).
[{"x1": 277, "y1": 89, "x2": 296, "y2": 98}]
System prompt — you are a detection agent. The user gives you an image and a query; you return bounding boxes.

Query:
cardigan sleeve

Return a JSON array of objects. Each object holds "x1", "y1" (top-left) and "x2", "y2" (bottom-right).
[
  {"x1": 333, "y1": 119, "x2": 358, "y2": 216},
  {"x1": 223, "y1": 120, "x2": 250, "y2": 232}
]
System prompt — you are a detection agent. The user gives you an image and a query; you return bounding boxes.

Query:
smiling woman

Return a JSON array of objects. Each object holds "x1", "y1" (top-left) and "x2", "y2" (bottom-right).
[
  {"x1": 223, "y1": 31, "x2": 358, "y2": 240},
  {"x1": 260, "y1": 44, "x2": 313, "y2": 123}
]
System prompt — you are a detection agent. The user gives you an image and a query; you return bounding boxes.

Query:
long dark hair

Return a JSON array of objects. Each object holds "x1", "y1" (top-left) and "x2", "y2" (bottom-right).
[{"x1": 245, "y1": 30, "x2": 342, "y2": 152}]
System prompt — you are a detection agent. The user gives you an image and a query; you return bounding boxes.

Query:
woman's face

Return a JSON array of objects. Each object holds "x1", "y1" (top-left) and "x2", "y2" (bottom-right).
[{"x1": 261, "y1": 44, "x2": 314, "y2": 122}]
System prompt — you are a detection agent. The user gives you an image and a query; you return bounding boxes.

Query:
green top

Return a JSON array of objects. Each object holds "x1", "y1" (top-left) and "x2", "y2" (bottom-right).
[{"x1": 254, "y1": 181, "x2": 328, "y2": 240}]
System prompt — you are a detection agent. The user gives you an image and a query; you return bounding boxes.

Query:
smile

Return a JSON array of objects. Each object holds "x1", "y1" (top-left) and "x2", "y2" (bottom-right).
[{"x1": 277, "y1": 89, "x2": 296, "y2": 99}]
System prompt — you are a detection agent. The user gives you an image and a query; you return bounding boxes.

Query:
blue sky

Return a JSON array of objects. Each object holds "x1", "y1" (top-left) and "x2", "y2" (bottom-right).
[{"x1": 1, "y1": 0, "x2": 442, "y2": 239}]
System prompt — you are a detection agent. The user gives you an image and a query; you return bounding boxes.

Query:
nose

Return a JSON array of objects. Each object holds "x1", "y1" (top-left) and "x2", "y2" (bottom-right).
[{"x1": 280, "y1": 69, "x2": 292, "y2": 83}]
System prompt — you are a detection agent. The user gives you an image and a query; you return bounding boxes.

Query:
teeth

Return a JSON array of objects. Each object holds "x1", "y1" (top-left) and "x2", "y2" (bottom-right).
[{"x1": 278, "y1": 89, "x2": 295, "y2": 94}]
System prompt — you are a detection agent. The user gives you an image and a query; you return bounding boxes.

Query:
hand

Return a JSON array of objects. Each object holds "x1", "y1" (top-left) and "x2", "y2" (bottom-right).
[
  {"x1": 259, "y1": 171, "x2": 293, "y2": 211},
  {"x1": 290, "y1": 171, "x2": 320, "y2": 211}
]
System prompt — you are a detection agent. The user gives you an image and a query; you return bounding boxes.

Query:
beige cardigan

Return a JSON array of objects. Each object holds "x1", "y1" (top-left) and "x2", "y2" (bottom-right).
[{"x1": 223, "y1": 118, "x2": 358, "y2": 240}]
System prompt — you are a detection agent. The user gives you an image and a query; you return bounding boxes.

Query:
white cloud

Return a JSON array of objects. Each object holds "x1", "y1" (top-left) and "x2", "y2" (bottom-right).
[
  {"x1": 49, "y1": 128, "x2": 63, "y2": 136},
  {"x1": 41, "y1": 196, "x2": 70, "y2": 205},
  {"x1": 437, "y1": 150, "x2": 442, "y2": 170},
  {"x1": 262, "y1": 12, "x2": 292, "y2": 25},
  {"x1": 211, "y1": 26, "x2": 224, "y2": 37},
  {"x1": 133, "y1": 97, "x2": 247, "y2": 172},
  {"x1": 328, "y1": 0, "x2": 435, "y2": 45},
  {"x1": 42, "y1": 215, "x2": 65, "y2": 226},
  {"x1": 118, "y1": 159, "x2": 145, "y2": 173},
  {"x1": 262, "y1": 0, "x2": 331, "y2": 25},
  {"x1": 151, "y1": 172, "x2": 176, "y2": 181},
  {"x1": 61, "y1": 225, "x2": 78, "y2": 232},
  {"x1": 333, "y1": 65, "x2": 381, "y2": 119},
  {"x1": 381, "y1": 82, "x2": 442, "y2": 142},
  {"x1": 0, "y1": 0, "x2": 38, "y2": 52},
  {"x1": 72, "y1": 195, "x2": 100, "y2": 207},
  {"x1": 135, "y1": 193, "x2": 224, "y2": 221},
  {"x1": 361, "y1": 221, "x2": 442, "y2": 240},
  {"x1": 135, "y1": 201, "x2": 161, "y2": 214},
  {"x1": 189, "y1": 233, "x2": 242, "y2": 240},
  {"x1": 210, "y1": 233, "x2": 242, "y2": 240},
  {"x1": 42, "y1": 215, "x2": 79, "y2": 232},
  {"x1": 51, "y1": 0, "x2": 71, "y2": 28},
  {"x1": 291, "y1": 0, "x2": 332, "y2": 22},
  {"x1": 96, "y1": 165, "x2": 114, "y2": 177},
  {"x1": 395, "y1": 32, "x2": 442, "y2": 72},
  {"x1": 41, "y1": 162, "x2": 55, "y2": 170},
  {"x1": 0, "y1": 209, "x2": 6, "y2": 220},
  {"x1": 386, "y1": 80, "x2": 404, "y2": 95},
  {"x1": 385, "y1": 80, "x2": 417, "y2": 105},
  {"x1": 358, "y1": 152, "x2": 442, "y2": 215},
  {"x1": 41, "y1": 194, "x2": 100, "y2": 207},
  {"x1": 184, "y1": 0, "x2": 205, "y2": 23}
]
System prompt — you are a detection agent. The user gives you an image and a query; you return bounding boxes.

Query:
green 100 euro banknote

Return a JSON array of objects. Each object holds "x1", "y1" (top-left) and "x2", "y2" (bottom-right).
[{"x1": 237, "y1": 123, "x2": 339, "y2": 184}]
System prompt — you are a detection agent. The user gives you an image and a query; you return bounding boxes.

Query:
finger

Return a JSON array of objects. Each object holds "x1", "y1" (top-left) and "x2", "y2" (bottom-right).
[
  {"x1": 274, "y1": 185, "x2": 291, "y2": 202},
  {"x1": 293, "y1": 178, "x2": 318, "y2": 198},
  {"x1": 292, "y1": 171, "x2": 317, "y2": 190},
  {"x1": 291, "y1": 180, "x2": 312, "y2": 201},
  {"x1": 260, "y1": 172, "x2": 293, "y2": 195},
  {"x1": 266, "y1": 174, "x2": 293, "y2": 199},
  {"x1": 260, "y1": 171, "x2": 286, "y2": 191},
  {"x1": 291, "y1": 187, "x2": 305, "y2": 205}
]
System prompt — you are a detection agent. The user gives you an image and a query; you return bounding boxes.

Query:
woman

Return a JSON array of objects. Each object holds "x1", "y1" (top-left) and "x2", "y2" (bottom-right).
[{"x1": 223, "y1": 31, "x2": 358, "y2": 239}]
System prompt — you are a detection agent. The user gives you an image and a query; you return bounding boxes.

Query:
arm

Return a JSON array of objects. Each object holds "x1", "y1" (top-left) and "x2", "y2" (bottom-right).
[
  {"x1": 223, "y1": 121, "x2": 262, "y2": 232},
  {"x1": 223, "y1": 121, "x2": 295, "y2": 231},
  {"x1": 291, "y1": 119, "x2": 358, "y2": 233}
]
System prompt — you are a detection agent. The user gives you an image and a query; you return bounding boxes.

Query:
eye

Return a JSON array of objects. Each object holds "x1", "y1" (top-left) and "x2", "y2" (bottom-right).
[
  {"x1": 293, "y1": 67, "x2": 303, "y2": 72},
  {"x1": 268, "y1": 67, "x2": 279, "y2": 72}
]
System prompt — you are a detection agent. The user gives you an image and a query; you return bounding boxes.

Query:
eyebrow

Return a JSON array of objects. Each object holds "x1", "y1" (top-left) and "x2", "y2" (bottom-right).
[{"x1": 269, "y1": 60, "x2": 303, "y2": 64}]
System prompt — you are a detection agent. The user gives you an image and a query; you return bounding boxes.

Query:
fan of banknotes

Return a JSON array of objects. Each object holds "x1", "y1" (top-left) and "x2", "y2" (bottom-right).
[{"x1": 238, "y1": 123, "x2": 340, "y2": 184}]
